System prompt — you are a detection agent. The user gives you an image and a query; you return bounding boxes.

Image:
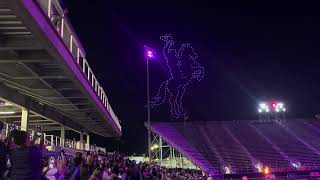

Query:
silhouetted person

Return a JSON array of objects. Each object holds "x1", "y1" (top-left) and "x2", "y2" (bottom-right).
[
  {"x1": 9, "y1": 130, "x2": 42, "y2": 180},
  {"x1": 0, "y1": 121, "x2": 7, "y2": 179}
]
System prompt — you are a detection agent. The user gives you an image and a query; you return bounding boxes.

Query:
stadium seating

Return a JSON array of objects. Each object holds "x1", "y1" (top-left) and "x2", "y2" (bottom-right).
[{"x1": 150, "y1": 119, "x2": 320, "y2": 175}]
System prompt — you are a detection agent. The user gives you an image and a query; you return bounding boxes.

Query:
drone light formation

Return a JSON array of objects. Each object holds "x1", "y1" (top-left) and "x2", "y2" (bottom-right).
[{"x1": 151, "y1": 34, "x2": 205, "y2": 119}]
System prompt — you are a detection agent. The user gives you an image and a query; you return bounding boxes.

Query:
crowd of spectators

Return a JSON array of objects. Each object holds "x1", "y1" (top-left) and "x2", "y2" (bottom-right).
[{"x1": 0, "y1": 122, "x2": 208, "y2": 180}]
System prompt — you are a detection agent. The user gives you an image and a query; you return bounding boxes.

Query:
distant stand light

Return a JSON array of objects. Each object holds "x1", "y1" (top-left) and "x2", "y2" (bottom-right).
[
  {"x1": 255, "y1": 162, "x2": 263, "y2": 173},
  {"x1": 257, "y1": 101, "x2": 286, "y2": 113},
  {"x1": 258, "y1": 100, "x2": 286, "y2": 122},
  {"x1": 264, "y1": 166, "x2": 269, "y2": 175},
  {"x1": 224, "y1": 166, "x2": 231, "y2": 174},
  {"x1": 292, "y1": 162, "x2": 301, "y2": 169},
  {"x1": 150, "y1": 144, "x2": 159, "y2": 151}
]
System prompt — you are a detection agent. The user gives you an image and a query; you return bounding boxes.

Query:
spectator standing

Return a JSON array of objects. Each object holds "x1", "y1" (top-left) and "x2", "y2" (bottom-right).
[
  {"x1": 57, "y1": 150, "x2": 67, "y2": 179},
  {"x1": 86, "y1": 155, "x2": 95, "y2": 176},
  {"x1": 68, "y1": 156, "x2": 82, "y2": 180},
  {"x1": 89, "y1": 167, "x2": 103, "y2": 180},
  {"x1": 80, "y1": 161, "x2": 89, "y2": 180},
  {"x1": 0, "y1": 122, "x2": 7, "y2": 179},
  {"x1": 9, "y1": 130, "x2": 43, "y2": 180}
]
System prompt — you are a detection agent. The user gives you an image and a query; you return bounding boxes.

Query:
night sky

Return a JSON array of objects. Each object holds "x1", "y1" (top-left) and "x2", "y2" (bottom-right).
[{"x1": 63, "y1": 1, "x2": 320, "y2": 154}]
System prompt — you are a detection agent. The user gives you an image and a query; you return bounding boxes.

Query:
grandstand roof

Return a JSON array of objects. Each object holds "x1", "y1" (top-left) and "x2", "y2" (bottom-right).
[{"x1": 0, "y1": 0, "x2": 121, "y2": 137}]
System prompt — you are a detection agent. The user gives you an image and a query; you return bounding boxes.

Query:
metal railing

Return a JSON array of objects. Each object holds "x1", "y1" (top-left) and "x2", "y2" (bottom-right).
[
  {"x1": 1, "y1": 122, "x2": 106, "y2": 152},
  {"x1": 44, "y1": 134, "x2": 106, "y2": 152},
  {"x1": 35, "y1": 0, "x2": 121, "y2": 130},
  {"x1": 45, "y1": 134, "x2": 88, "y2": 150}
]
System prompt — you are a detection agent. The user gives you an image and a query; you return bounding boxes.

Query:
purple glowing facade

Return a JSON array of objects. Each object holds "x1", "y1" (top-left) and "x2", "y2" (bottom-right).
[
  {"x1": 149, "y1": 119, "x2": 320, "y2": 175},
  {"x1": 151, "y1": 34, "x2": 205, "y2": 119}
]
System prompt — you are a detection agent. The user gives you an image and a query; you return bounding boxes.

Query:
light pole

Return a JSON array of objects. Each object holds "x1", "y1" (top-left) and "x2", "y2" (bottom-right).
[{"x1": 145, "y1": 46, "x2": 154, "y2": 162}]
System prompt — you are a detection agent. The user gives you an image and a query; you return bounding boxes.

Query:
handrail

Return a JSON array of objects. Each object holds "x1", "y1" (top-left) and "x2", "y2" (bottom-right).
[
  {"x1": 35, "y1": 0, "x2": 121, "y2": 131},
  {"x1": 1, "y1": 122, "x2": 106, "y2": 152},
  {"x1": 44, "y1": 134, "x2": 106, "y2": 152}
]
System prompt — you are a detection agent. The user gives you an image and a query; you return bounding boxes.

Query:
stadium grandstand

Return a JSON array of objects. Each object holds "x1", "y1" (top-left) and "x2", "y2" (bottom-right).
[
  {"x1": 0, "y1": 0, "x2": 120, "y2": 153},
  {"x1": 147, "y1": 119, "x2": 320, "y2": 178}
]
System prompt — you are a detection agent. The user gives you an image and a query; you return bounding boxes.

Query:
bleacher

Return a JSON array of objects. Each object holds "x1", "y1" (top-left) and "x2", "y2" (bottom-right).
[{"x1": 149, "y1": 119, "x2": 320, "y2": 175}]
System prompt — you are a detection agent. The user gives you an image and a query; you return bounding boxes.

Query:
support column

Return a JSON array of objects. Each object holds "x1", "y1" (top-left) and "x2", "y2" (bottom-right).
[
  {"x1": 80, "y1": 132, "x2": 84, "y2": 150},
  {"x1": 86, "y1": 134, "x2": 90, "y2": 151},
  {"x1": 5, "y1": 123, "x2": 9, "y2": 138},
  {"x1": 179, "y1": 153, "x2": 183, "y2": 168},
  {"x1": 159, "y1": 137, "x2": 163, "y2": 166},
  {"x1": 170, "y1": 146, "x2": 173, "y2": 168},
  {"x1": 173, "y1": 148, "x2": 175, "y2": 167},
  {"x1": 173, "y1": 148, "x2": 175, "y2": 159},
  {"x1": 60, "y1": 126, "x2": 65, "y2": 147},
  {"x1": 51, "y1": 135, "x2": 54, "y2": 146},
  {"x1": 43, "y1": 133, "x2": 46, "y2": 144},
  {"x1": 21, "y1": 108, "x2": 29, "y2": 131},
  {"x1": 31, "y1": 130, "x2": 35, "y2": 139}
]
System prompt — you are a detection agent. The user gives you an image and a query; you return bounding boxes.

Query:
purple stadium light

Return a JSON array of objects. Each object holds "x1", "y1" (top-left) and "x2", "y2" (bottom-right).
[
  {"x1": 147, "y1": 50, "x2": 153, "y2": 58},
  {"x1": 144, "y1": 46, "x2": 155, "y2": 60}
]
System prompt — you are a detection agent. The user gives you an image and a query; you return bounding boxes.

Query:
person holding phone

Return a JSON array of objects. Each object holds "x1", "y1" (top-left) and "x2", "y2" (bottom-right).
[
  {"x1": 42, "y1": 156, "x2": 60, "y2": 180},
  {"x1": 57, "y1": 150, "x2": 67, "y2": 179}
]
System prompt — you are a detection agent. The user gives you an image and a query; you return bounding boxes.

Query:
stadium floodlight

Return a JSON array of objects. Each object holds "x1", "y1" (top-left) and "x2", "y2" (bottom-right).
[
  {"x1": 144, "y1": 46, "x2": 155, "y2": 60},
  {"x1": 258, "y1": 102, "x2": 269, "y2": 113},
  {"x1": 257, "y1": 101, "x2": 286, "y2": 113},
  {"x1": 147, "y1": 50, "x2": 153, "y2": 58},
  {"x1": 259, "y1": 103, "x2": 267, "y2": 109},
  {"x1": 275, "y1": 102, "x2": 286, "y2": 113}
]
